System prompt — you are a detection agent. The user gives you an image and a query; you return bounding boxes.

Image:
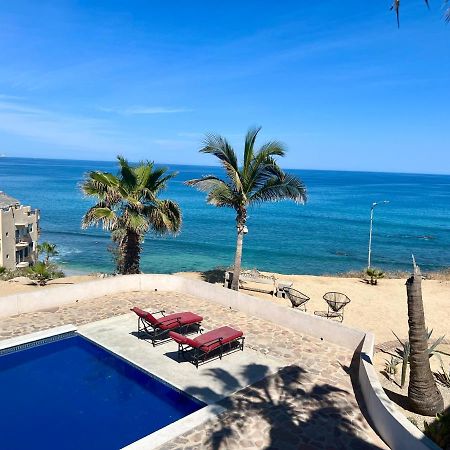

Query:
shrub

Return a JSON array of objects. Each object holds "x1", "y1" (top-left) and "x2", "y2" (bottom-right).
[
  {"x1": 365, "y1": 267, "x2": 385, "y2": 285},
  {"x1": 424, "y1": 408, "x2": 450, "y2": 449}
]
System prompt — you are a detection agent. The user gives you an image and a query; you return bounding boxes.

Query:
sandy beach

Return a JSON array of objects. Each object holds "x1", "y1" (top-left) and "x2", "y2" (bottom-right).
[
  {"x1": 1, "y1": 270, "x2": 448, "y2": 346},
  {"x1": 0, "y1": 274, "x2": 97, "y2": 297},
  {"x1": 175, "y1": 271, "x2": 450, "y2": 345}
]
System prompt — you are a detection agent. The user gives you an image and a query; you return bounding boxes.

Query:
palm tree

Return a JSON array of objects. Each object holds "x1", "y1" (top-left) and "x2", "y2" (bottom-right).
[
  {"x1": 81, "y1": 156, "x2": 182, "y2": 275},
  {"x1": 406, "y1": 258, "x2": 444, "y2": 415},
  {"x1": 186, "y1": 127, "x2": 306, "y2": 291},
  {"x1": 37, "y1": 241, "x2": 59, "y2": 264},
  {"x1": 390, "y1": 0, "x2": 450, "y2": 27},
  {"x1": 27, "y1": 261, "x2": 52, "y2": 286}
]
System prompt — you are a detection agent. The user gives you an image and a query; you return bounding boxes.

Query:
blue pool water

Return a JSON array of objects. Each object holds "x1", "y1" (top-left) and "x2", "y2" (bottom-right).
[{"x1": 0, "y1": 335, "x2": 204, "y2": 450}]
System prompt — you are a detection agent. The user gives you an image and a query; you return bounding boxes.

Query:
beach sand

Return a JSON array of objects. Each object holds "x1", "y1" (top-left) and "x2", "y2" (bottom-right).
[
  {"x1": 174, "y1": 271, "x2": 450, "y2": 345},
  {"x1": 0, "y1": 274, "x2": 97, "y2": 297},
  {"x1": 1, "y1": 269, "x2": 448, "y2": 346}
]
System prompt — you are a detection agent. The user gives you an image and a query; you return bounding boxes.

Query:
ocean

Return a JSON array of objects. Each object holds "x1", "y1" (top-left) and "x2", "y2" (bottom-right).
[{"x1": 0, "y1": 157, "x2": 449, "y2": 275}]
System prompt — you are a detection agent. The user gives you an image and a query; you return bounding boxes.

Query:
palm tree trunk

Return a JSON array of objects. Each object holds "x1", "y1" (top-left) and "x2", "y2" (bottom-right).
[
  {"x1": 407, "y1": 261, "x2": 444, "y2": 416},
  {"x1": 231, "y1": 229, "x2": 244, "y2": 290},
  {"x1": 121, "y1": 230, "x2": 141, "y2": 275},
  {"x1": 231, "y1": 209, "x2": 247, "y2": 291}
]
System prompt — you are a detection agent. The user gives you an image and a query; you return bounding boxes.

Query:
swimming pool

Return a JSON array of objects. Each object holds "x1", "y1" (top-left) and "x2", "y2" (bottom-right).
[{"x1": 0, "y1": 333, "x2": 204, "y2": 449}]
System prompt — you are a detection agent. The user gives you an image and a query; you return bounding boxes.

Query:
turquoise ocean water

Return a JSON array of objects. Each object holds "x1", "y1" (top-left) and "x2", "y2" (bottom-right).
[{"x1": 0, "y1": 157, "x2": 448, "y2": 275}]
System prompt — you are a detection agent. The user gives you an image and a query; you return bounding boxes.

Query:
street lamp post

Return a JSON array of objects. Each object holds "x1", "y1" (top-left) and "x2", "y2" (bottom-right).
[{"x1": 368, "y1": 200, "x2": 390, "y2": 269}]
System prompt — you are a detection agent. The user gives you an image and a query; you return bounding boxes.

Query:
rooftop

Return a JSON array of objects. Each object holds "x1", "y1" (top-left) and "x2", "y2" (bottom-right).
[
  {"x1": 0, "y1": 191, "x2": 20, "y2": 209},
  {"x1": 0, "y1": 289, "x2": 386, "y2": 449}
]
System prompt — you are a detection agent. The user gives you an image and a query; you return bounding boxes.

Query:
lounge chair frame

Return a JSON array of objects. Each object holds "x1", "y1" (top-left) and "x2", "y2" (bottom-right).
[
  {"x1": 284, "y1": 287, "x2": 310, "y2": 310},
  {"x1": 136, "y1": 310, "x2": 202, "y2": 346},
  {"x1": 176, "y1": 335, "x2": 245, "y2": 368},
  {"x1": 314, "y1": 292, "x2": 351, "y2": 322}
]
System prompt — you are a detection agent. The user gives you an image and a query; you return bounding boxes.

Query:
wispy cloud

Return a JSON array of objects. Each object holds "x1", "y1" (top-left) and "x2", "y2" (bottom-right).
[
  {"x1": 99, "y1": 106, "x2": 192, "y2": 115},
  {"x1": 0, "y1": 99, "x2": 125, "y2": 153}
]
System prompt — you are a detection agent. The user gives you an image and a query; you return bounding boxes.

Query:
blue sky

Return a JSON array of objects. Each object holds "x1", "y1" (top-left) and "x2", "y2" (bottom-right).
[{"x1": 0, "y1": 1, "x2": 449, "y2": 173}]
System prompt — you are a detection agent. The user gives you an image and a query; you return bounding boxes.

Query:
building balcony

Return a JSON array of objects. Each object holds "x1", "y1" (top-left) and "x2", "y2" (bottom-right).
[
  {"x1": 15, "y1": 241, "x2": 30, "y2": 249},
  {"x1": 16, "y1": 261, "x2": 30, "y2": 268}
]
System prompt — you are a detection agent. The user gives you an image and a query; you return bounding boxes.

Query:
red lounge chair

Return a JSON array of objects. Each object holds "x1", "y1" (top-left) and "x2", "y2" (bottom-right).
[
  {"x1": 131, "y1": 307, "x2": 203, "y2": 346},
  {"x1": 169, "y1": 326, "x2": 245, "y2": 368}
]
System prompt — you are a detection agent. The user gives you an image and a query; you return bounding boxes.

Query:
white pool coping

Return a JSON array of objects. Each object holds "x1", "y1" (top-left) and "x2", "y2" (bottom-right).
[{"x1": 0, "y1": 324, "x2": 77, "y2": 351}]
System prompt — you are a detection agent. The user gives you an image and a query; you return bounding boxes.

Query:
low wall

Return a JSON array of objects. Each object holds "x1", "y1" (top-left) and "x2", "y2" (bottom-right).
[{"x1": 0, "y1": 274, "x2": 440, "y2": 450}]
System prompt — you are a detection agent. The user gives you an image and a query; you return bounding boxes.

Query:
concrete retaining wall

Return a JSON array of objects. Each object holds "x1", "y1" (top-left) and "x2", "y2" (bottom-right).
[{"x1": 0, "y1": 274, "x2": 440, "y2": 449}]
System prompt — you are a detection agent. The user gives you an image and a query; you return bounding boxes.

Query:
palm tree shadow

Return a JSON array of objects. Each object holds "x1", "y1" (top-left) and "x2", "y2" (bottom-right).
[{"x1": 183, "y1": 363, "x2": 383, "y2": 449}]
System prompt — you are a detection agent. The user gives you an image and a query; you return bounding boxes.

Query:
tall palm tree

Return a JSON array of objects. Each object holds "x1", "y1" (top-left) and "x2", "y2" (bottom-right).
[
  {"x1": 81, "y1": 156, "x2": 182, "y2": 275},
  {"x1": 406, "y1": 258, "x2": 444, "y2": 415},
  {"x1": 186, "y1": 127, "x2": 306, "y2": 291}
]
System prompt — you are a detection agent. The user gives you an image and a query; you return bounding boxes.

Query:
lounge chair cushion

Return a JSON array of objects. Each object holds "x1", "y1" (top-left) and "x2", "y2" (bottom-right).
[
  {"x1": 131, "y1": 307, "x2": 202, "y2": 329},
  {"x1": 170, "y1": 326, "x2": 243, "y2": 353}
]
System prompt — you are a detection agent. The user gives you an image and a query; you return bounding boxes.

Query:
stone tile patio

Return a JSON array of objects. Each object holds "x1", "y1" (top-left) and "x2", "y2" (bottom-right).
[{"x1": 0, "y1": 290, "x2": 387, "y2": 449}]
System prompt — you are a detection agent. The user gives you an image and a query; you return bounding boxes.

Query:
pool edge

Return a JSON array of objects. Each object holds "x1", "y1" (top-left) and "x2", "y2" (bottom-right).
[{"x1": 0, "y1": 324, "x2": 77, "y2": 352}]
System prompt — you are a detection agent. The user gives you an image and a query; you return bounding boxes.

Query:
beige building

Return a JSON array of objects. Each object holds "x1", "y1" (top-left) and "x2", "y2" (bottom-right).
[{"x1": 0, "y1": 192, "x2": 39, "y2": 270}]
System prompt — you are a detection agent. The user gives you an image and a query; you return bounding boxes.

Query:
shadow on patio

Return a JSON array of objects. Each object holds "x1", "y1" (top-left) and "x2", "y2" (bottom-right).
[{"x1": 170, "y1": 363, "x2": 385, "y2": 449}]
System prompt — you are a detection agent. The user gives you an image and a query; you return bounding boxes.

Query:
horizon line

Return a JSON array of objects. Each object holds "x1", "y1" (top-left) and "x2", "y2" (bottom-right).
[{"x1": 1, "y1": 155, "x2": 449, "y2": 177}]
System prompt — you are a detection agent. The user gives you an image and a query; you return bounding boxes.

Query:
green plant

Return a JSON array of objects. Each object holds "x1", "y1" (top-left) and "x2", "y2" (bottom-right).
[
  {"x1": 387, "y1": 328, "x2": 446, "y2": 388},
  {"x1": 27, "y1": 262, "x2": 52, "y2": 286},
  {"x1": 435, "y1": 364, "x2": 450, "y2": 388},
  {"x1": 424, "y1": 408, "x2": 450, "y2": 449},
  {"x1": 365, "y1": 267, "x2": 385, "y2": 285},
  {"x1": 383, "y1": 356, "x2": 401, "y2": 381},
  {"x1": 0, "y1": 266, "x2": 6, "y2": 275}
]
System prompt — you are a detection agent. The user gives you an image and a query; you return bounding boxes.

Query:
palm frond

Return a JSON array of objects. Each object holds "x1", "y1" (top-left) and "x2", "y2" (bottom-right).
[
  {"x1": 145, "y1": 200, "x2": 182, "y2": 235},
  {"x1": 186, "y1": 175, "x2": 237, "y2": 207},
  {"x1": 81, "y1": 172, "x2": 122, "y2": 205},
  {"x1": 123, "y1": 210, "x2": 150, "y2": 234},
  {"x1": 81, "y1": 206, "x2": 118, "y2": 230},
  {"x1": 200, "y1": 134, "x2": 239, "y2": 171},
  {"x1": 245, "y1": 155, "x2": 283, "y2": 194},
  {"x1": 134, "y1": 162, "x2": 153, "y2": 190},
  {"x1": 185, "y1": 175, "x2": 229, "y2": 192},
  {"x1": 117, "y1": 155, "x2": 137, "y2": 191},
  {"x1": 243, "y1": 126, "x2": 261, "y2": 176},
  {"x1": 249, "y1": 172, "x2": 307, "y2": 205},
  {"x1": 206, "y1": 184, "x2": 236, "y2": 207},
  {"x1": 199, "y1": 133, "x2": 243, "y2": 192},
  {"x1": 391, "y1": 0, "x2": 400, "y2": 28}
]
